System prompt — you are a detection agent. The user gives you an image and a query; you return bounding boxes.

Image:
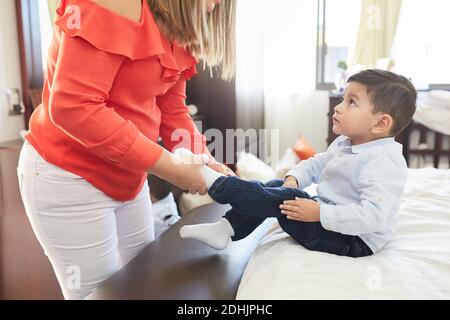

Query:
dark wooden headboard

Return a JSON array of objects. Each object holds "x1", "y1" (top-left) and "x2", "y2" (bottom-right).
[{"x1": 400, "y1": 122, "x2": 450, "y2": 169}]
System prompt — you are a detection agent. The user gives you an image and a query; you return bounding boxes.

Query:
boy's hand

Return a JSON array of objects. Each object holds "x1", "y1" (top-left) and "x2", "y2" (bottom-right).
[
  {"x1": 280, "y1": 198, "x2": 321, "y2": 222},
  {"x1": 283, "y1": 176, "x2": 299, "y2": 188}
]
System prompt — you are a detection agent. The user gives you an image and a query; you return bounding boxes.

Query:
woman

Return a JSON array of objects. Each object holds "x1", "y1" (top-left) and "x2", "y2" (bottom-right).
[{"x1": 16, "y1": 0, "x2": 236, "y2": 299}]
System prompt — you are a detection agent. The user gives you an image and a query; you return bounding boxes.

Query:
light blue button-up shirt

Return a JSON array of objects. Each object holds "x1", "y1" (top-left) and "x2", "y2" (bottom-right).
[{"x1": 286, "y1": 135, "x2": 408, "y2": 253}]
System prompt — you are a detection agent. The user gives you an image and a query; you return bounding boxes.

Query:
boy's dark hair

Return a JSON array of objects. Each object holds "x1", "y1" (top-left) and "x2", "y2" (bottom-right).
[{"x1": 348, "y1": 69, "x2": 417, "y2": 136}]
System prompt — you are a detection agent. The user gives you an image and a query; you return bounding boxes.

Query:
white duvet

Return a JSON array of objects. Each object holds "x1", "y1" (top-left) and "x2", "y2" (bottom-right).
[{"x1": 236, "y1": 168, "x2": 450, "y2": 300}]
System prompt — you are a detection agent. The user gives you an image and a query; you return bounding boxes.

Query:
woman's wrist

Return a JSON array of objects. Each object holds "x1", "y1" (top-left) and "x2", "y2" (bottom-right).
[
  {"x1": 205, "y1": 159, "x2": 219, "y2": 167},
  {"x1": 147, "y1": 149, "x2": 187, "y2": 185}
]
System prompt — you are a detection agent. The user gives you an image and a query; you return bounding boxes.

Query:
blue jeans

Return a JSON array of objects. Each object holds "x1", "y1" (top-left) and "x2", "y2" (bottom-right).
[{"x1": 208, "y1": 177, "x2": 373, "y2": 258}]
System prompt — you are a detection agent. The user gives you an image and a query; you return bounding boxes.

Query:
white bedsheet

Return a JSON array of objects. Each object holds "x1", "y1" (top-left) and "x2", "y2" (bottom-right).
[{"x1": 236, "y1": 168, "x2": 450, "y2": 300}]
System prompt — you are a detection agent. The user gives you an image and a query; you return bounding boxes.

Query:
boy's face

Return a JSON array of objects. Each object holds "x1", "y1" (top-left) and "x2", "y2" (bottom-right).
[{"x1": 332, "y1": 82, "x2": 391, "y2": 145}]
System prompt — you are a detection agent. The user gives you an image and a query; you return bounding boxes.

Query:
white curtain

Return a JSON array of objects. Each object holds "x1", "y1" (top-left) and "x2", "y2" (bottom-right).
[
  {"x1": 236, "y1": 0, "x2": 329, "y2": 165},
  {"x1": 350, "y1": 0, "x2": 402, "y2": 68},
  {"x1": 261, "y1": 0, "x2": 317, "y2": 95},
  {"x1": 235, "y1": 0, "x2": 265, "y2": 131}
]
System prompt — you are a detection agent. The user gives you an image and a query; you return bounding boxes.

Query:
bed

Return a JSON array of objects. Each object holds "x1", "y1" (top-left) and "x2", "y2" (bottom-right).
[
  {"x1": 84, "y1": 168, "x2": 450, "y2": 300},
  {"x1": 237, "y1": 171, "x2": 450, "y2": 299}
]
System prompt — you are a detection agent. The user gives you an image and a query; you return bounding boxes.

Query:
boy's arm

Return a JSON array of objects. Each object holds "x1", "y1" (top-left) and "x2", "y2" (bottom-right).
[
  {"x1": 319, "y1": 157, "x2": 408, "y2": 235},
  {"x1": 284, "y1": 152, "x2": 327, "y2": 188}
]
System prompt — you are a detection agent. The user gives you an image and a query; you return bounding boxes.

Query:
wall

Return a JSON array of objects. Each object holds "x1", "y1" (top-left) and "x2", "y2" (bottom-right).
[
  {"x1": 264, "y1": 91, "x2": 330, "y2": 159},
  {"x1": 186, "y1": 65, "x2": 265, "y2": 165},
  {"x1": 0, "y1": 0, "x2": 24, "y2": 143}
]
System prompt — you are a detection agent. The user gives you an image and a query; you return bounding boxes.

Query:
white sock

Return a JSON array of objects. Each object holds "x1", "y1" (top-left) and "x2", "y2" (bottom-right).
[
  {"x1": 174, "y1": 147, "x2": 225, "y2": 189},
  {"x1": 201, "y1": 165, "x2": 225, "y2": 189},
  {"x1": 179, "y1": 218, "x2": 235, "y2": 250}
]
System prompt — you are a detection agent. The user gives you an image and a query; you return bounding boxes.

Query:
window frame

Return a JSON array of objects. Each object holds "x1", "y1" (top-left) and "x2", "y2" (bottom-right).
[
  {"x1": 428, "y1": 84, "x2": 450, "y2": 91},
  {"x1": 316, "y1": 0, "x2": 450, "y2": 92},
  {"x1": 315, "y1": 0, "x2": 334, "y2": 91}
]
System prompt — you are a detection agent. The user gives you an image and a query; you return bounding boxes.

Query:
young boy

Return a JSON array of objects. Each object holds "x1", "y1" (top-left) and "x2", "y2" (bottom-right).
[{"x1": 180, "y1": 69, "x2": 417, "y2": 258}]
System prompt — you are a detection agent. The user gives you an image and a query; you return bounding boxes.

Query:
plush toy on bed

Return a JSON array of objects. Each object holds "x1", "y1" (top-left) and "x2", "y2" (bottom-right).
[{"x1": 179, "y1": 69, "x2": 418, "y2": 259}]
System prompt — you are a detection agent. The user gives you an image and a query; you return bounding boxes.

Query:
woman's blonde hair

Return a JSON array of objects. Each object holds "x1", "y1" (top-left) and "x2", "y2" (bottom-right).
[{"x1": 147, "y1": 0, "x2": 236, "y2": 81}]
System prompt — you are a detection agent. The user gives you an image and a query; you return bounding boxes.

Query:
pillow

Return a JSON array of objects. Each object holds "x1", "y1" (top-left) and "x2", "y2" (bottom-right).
[
  {"x1": 236, "y1": 152, "x2": 276, "y2": 183},
  {"x1": 293, "y1": 136, "x2": 316, "y2": 160},
  {"x1": 275, "y1": 148, "x2": 300, "y2": 179}
]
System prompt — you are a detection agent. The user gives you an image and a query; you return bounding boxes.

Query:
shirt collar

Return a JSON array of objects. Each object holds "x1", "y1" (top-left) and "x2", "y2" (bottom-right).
[{"x1": 338, "y1": 136, "x2": 397, "y2": 154}]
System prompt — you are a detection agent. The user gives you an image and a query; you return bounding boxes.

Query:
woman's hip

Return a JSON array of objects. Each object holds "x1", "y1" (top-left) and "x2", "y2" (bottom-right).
[
  {"x1": 18, "y1": 140, "x2": 120, "y2": 209},
  {"x1": 17, "y1": 139, "x2": 153, "y2": 215}
]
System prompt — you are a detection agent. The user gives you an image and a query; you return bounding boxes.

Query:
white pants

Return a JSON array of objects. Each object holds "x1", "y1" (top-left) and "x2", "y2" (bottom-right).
[{"x1": 16, "y1": 140, "x2": 155, "y2": 300}]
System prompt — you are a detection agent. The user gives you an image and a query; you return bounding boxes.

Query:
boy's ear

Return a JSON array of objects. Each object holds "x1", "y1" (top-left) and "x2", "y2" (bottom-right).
[{"x1": 371, "y1": 113, "x2": 394, "y2": 135}]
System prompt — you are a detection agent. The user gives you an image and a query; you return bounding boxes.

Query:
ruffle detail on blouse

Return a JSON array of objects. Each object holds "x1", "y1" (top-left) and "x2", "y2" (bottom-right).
[
  {"x1": 55, "y1": 0, "x2": 198, "y2": 81},
  {"x1": 159, "y1": 40, "x2": 199, "y2": 82}
]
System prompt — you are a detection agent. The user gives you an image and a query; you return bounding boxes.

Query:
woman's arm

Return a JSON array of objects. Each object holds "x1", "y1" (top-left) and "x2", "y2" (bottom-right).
[
  {"x1": 49, "y1": 33, "x2": 164, "y2": 173},
  {"x1": 50, "y1": 30, "x2": 207, "y2": 194},
  {"x1": 157, "y1": 78, "x2": 211, "y2": 158},
  {"x1": 148, "y1": 149, "x2": 207, "y2": 195}
]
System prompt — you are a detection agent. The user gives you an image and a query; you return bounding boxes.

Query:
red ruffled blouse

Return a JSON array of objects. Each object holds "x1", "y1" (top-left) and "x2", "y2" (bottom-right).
[{"x1": 25, "y1": 0, "x2": 210, "y2": 201}]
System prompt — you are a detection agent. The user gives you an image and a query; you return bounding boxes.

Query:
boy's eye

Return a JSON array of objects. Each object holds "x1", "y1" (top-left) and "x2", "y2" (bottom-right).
[{"x1": 349, "y1": 99, "x2": 357, "y2": 107}]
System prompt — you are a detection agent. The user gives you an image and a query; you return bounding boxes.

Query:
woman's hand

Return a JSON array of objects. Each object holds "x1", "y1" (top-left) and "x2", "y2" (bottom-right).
[
  {"x1": 280, "y1": 198, "x2": 321, "y2": 222},
  {"x1": 282, "y1": 176, "x2": 299, "y2": 188},
  {"x1": 206, "y1": 161, "x2": 236, "y2": 176},
  {"x1": 147, "y1": 149, "x2": 208, "y2": 195}
]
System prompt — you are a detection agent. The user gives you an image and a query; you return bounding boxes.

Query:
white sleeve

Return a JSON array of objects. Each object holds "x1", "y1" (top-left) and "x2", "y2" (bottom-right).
[{"x1": 285, "y1": 152, "x2": 326, "y2": 188}]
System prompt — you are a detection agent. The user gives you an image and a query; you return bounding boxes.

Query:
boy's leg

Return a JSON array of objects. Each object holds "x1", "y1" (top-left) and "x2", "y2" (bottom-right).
[
  {"x1": 210, "y1": 177, "x2": 373, "y2": 257},
  {"x1": 224, "y1": 209, "x2": 266, "y2": 241},
  {"x1": 209, "y1": 177, "x2": 311, "y2": 218},
  {"x1": 223, "y1": 178, "x2": 289, "y2": 241},
  {"x1": 183, "y1": 159, "x2": 373, "y2": 257},
  {"x1": 208, "y1": 172, "x2": 374, "y2": 257},
  {"x1": 277, "y1": 216, "x2": 373, "y2": 258},
  {"x1": 180, "y1": 179, "x2": 302, "y2": 248}
]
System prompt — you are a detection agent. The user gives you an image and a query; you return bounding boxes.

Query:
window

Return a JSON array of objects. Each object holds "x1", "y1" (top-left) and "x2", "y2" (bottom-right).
[
  {"x1": 316, "y1": 0, "x2": 362, "y2": 90},
  {"x1": 391, "y1": 0, "x2": 450, "y2": 90},
  {"x1": 317, "y1": 0, "x2": 450, "y2": 91}
]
